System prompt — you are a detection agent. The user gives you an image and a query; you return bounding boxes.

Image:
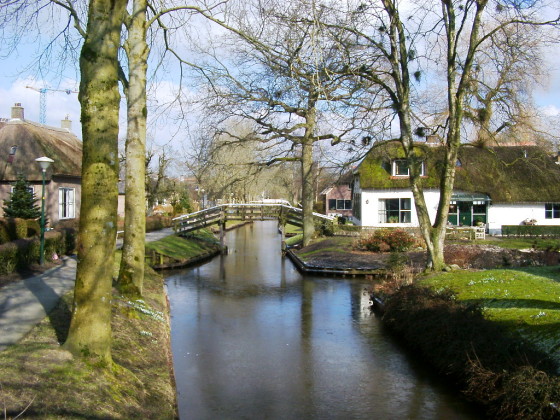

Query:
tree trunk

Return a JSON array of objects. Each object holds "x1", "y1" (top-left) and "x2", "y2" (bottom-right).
[
  {"x1": 64, "y1": 0, "x2": 126, "y2": 362},
  {"x1": 118, "y1": 0, "x2": 149, "y2": 297},
  {"x1": 301, "y1": 138, "x2": 315, "y2": 247}
]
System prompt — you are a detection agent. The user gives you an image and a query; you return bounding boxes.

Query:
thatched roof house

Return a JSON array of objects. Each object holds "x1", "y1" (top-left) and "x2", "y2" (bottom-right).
[
  {"x1": 0, "y1": 103, "x2": 82, "y2": 225},
  {"x1": 356, "y1": 141, "x2": 560, "y2": 203},
  {"x1": 353, "y1": 140, "x2": 560, "y2": 233}
]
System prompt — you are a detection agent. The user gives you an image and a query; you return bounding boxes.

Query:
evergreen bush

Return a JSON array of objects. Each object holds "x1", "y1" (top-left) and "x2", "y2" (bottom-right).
[{"x1": 2, "y1": 175, "x2": 41, "y2": 219}]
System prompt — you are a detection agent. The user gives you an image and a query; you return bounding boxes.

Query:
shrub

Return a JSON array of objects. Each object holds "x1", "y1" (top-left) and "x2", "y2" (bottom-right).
[
  {"x1": 0, "y1": 222, "x2": 10, "y2": 245},
  {"x1": 382, "y1": 228, "x2": 417, "y2": 252},
  {"x1": 146, "y1": 215, "x2": 172, "y2": 232},
  {"x1": 13, "y1": 238, "x2": 40, "y2": 267},
  {"x1": 0, "y1": 242, "x2": 17, "y2": 274},
  {"x1": 45, "y1": 231, "x2": 65, "y2": 260},
  {"x1": 354, "y1": 231, "x2": 389, "y2": 252},
  {"x1": 354, "y1": 228, "x2": 416, "y2": 252},
  {"x1": 26, "y1": 219, "x2": 41, "y2": 237},
  {"x1": 14, "y1": 218, "x2": 29, "y2": 239}
]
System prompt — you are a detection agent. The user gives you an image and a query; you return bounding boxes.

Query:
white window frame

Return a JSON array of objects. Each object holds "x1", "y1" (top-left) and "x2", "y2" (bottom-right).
[
  {"x1": 378, "y1": 198, "x2": 412, "y2": 223},
  {"x1": 59, "y1": 187, "x2": 75, "y2": 219},
  {"x1": 392, "y1": 159, "x2": 425, "y2": 177},
  {"x1": 545, "y1": 203, "x2": 560, "y2": 219}
]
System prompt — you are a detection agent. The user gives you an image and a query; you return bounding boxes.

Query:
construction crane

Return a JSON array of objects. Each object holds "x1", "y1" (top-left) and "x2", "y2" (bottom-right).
[{"x1": 25, "y1": 85, "x2": 78, "y2": 124}]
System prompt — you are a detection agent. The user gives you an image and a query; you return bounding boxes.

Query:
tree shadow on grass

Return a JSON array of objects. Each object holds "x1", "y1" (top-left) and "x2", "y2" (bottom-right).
[
  {"x1": 462, "y1": 297, "x2": 560, "y2": 310},
  {"x1": 510, "y1": 265, "x2": 560, "y2": 283}
]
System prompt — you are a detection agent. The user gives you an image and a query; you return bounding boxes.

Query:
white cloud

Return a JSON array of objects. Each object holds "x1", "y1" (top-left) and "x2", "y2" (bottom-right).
[
  {"x1": 540, "y1": 104, "x2": 560, "y2": 117},
  {"x1": 0, "y1": 77, "x2": 81, "y2": 136}
]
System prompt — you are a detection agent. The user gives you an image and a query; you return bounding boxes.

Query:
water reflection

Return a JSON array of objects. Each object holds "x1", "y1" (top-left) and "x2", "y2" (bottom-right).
[{"x1": 166, "y1": 221, "x2": 479, "y2": 420}]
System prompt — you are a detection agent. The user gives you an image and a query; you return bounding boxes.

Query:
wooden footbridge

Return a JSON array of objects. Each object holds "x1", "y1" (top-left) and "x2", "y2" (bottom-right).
[{"x1": 172, "y1": 203, "x2": 335, "y2": 249}]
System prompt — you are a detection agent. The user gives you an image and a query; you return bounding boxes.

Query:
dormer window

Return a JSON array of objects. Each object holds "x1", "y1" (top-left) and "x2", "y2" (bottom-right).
[{"x1": 392, "y1": 159, "x2": 425, "y2": 176}]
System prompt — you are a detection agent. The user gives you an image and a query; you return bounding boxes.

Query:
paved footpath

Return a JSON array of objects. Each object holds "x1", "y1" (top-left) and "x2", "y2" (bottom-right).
[{"x1": 0, "y1": 228, "x2": 174, "y2": 351}]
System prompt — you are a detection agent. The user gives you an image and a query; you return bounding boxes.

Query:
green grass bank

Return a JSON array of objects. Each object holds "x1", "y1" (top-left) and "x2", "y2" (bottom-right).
[{"x1": 0, "y1": 265, "x2": 176, "y2": 419}]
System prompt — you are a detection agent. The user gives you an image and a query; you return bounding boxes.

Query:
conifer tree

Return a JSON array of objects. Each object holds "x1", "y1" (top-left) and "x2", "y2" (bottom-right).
[{"x1": 2, "y1": 175, "x2": 41, "y2": 219}]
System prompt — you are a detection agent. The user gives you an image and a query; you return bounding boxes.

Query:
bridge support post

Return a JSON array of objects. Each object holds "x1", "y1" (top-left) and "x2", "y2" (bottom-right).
[
  {"x1": 281, "y1": 226, "x2": 286, "y2": 256},
  {"x1": 219, "y1": 208, "x2": 227, "y2": 254}
]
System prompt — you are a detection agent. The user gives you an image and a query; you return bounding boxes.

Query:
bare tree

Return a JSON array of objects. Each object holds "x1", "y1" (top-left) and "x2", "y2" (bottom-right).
[
  {"x1": 179, "y1": 0, "x2": 363, "y2": 245},
  {"x1": 327, "y1": 0, "x2": 559, "y2": 270}
]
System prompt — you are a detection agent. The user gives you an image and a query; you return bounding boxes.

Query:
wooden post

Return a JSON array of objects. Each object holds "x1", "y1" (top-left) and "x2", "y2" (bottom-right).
[
  {"x1": 281, "y1": 225, "x2": 286, "y2": 256},
  {"x1": 219, "y1": 207, "x2": 226, "y2": 254}
]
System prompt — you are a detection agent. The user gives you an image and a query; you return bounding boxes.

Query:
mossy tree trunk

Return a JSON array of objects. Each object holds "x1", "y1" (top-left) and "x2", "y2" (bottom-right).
[
  {"x1": 64, "y1": 0, "x2": 126, "y2": 362},
  {"x1": 301, "y1": 137, "x2": 315, "y2": 247},
  {"x1": 118, "y1": 0, "x2": 149, "y2": 297},
  {"x1": 301, "y1": 92, "x2": 318, "y2": 247}
]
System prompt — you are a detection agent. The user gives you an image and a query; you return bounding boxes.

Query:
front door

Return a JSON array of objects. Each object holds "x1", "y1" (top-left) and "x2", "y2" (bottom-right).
[{"x1": 458, "y1": 202, "x2": 472, "y2": 226}]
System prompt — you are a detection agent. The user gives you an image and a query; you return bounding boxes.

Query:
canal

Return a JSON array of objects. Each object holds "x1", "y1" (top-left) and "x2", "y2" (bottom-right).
[{"x1": 166, "y1": 221, "x2": 480, "y2": 419}]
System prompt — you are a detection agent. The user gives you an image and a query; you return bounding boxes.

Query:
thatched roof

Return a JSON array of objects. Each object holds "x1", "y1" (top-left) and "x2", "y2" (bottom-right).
[
  {"x1": 0, "y1": 120, "x2": 82, "y2": 181},
  {"x1": 357, "y1": 141, "x2": 560, "y2": 203}
]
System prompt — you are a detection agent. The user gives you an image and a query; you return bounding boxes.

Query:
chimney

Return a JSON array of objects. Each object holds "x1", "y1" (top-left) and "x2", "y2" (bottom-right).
[
  {"x1": 61, "y1": 115, "x2": 72, "y2": 131},
  {"x1": 11, "y1": 103, "x2": 24, "y2": 120}
]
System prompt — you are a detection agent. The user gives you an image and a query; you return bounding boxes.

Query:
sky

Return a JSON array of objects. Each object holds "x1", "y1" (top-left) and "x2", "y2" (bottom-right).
[{"x1": 0, "y1": 4, "x2": 559, "y2": 150}]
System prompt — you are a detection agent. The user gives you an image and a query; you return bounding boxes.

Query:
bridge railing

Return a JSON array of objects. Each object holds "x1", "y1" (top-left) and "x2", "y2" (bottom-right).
[{"x1": 172, "y1": 203, "x2": 335, "y2": 235}]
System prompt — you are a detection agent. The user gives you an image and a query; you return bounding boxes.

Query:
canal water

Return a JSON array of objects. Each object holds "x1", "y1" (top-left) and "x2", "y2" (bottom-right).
[{"x1": 166, "y1": 221, "x2": 480, "y2": 420}]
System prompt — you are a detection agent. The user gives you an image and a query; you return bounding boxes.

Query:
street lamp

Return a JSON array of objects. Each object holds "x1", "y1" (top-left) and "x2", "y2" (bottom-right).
[{"x1": 35, "y1": 156, "x2": 54, "y2": 265}]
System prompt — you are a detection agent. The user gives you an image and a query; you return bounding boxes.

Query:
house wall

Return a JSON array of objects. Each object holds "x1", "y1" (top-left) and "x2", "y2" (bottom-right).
[
  {"x1": 487, "y1": 203, "x2": 559, "y2": 234},
  {"x1": 0, "y1": 178, "x2": 81, "y2": 227},
  {"x1": 323, "y1": 184, "x2": 352, "y2": 217},
  {"x1": 353, "y1": 187, "x2": 560, "y2": 235},
  {"x1": 353, "y1": 188, "x2": 440, "y2": 227},
  {"x1": 51, "y1": 177, "x2": 81, "y2": 226}
]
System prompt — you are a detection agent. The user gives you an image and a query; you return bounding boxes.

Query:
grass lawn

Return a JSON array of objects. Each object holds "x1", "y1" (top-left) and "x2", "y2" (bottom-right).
[
  {"x1": 145, "y1": 229, "x2": 219, "y2": 261},
  {"x1": 473, "y1": 236, "x2": 560, "y2": 250},
  {"x1": 420, "y1": 266, "x2": 560, "y2": 366}
]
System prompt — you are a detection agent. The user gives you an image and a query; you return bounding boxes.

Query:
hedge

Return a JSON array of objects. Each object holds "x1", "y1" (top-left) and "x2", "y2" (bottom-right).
[{"x1": 502, "y1": 225, "x2": 560, "y2": 237}]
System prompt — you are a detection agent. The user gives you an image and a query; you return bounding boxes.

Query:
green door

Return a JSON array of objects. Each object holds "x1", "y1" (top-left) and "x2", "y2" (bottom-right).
[{"x1": 458, "y1": 202, "x2": 472, "y2": 226}]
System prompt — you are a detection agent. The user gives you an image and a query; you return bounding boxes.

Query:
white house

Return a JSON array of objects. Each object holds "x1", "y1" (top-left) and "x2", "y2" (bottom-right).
[{"x1": 351, "y1": 140, "x2": 560, "y2": 235}]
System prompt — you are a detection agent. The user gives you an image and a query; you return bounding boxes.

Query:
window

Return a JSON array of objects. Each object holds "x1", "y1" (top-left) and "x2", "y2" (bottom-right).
[
  {"x1": 336, "y1": 199, "x2": 352, "y2": 210},
  {"x1": 59, "y1": 188, "x2": 75, "y2": 219},
  {"x1": 329, "y1": 199, "x2": 352, "y2": 210},
  {"x1": 10, "y1": 185, "x2": 34, "y2": 194},
  {"x1": 379, "y1": 198, "x2": 411, "y2": 223},
  {"x1": 545, "y1": 203, "x2": 560, "y2": 219},
  {"x1": 392, "y1": 159, "x2": 425, "y2": 177}
]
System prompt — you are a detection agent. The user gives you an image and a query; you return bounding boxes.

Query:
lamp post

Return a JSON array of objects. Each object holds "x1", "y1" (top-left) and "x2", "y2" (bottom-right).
[{"x1": 35, "y1": 156, "x2": 54, "y2": 265}]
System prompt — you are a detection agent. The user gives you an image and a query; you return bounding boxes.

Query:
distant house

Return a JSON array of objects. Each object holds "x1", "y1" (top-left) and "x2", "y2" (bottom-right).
[
  {"x1": 320, "y1": 184, "x2": 352, "y2": 218},
  {"x1": 352, "y1": 140, "x2": 560, "y2": 235},
  {"x1": 0, "y1": 103, "x2": 82, "y2": 226}
]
